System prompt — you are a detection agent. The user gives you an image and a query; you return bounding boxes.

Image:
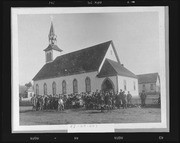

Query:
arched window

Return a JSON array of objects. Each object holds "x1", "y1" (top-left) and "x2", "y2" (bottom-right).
[
  {"x1": 73, "y1": 79, "x2": 78, "y2": 93},
  {"x1": 49, "y1": 52, "x2": 52, "y2": 61},
  {"x1": 123, "y1": 80, "x2": 127, "y2": 91},
  {"x1": 44, "y1": 83, "x2": 47, "y2": 95},
  {"x1": 36, "y1": 84, "x2": 39, "y2": 95},
  {"x1": 143, "y1": 84, "x2": 146, "y2": 91},
  {"x1": 62, "y1": 80, "x2": 66, "y2": 94},
  {"x1": 150, "y1": 84, "x2": 154, "y2": 90},
  {"x1": 85, "y1": 77, "x2": 91, "y2": 92},
  {"x1": 46, "y1": 53, "x2": 48, "y2": 62},
  {"x1": 133, "y1": 81, "x2": 136, "y2": 90},
  {"x1": 46, "y1": 52, "x2": 52, "y2": 62},
  {"x1": 52, "y1": 82, "x2": 56, "y2": 95}
]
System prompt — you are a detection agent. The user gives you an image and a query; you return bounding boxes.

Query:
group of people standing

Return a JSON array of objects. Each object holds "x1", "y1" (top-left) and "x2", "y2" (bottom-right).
[
  {"x1": 77, "y1": 89, "x2": 133, "y2": 110},
  {"x1": 116, "y1": 90, "x2": 132, "y2": 109},
  {"x1": 31, "y1": 89, "x2": 160, "y2": 111},
  {"x1": 31, "y1": 89, "x2": 134, "y2": 111},
  {"x1": 31, "y1": 94, "x2": 65, "y2": 111}
]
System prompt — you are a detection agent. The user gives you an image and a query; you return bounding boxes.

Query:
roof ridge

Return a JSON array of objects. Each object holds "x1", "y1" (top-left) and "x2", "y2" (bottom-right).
[
  {"x1": 105, "y1": 58, "x2": 137, "y2": 78},
  {"x1": 137, "y1": 72, "x2": 158, "y2": 76},
  {"x1": 106, "y1": 58, "x2": 119, "y2": 64},
  {"x1": 106, "y1": 58, "x2": 123, "y2": 69},
  {"x1": 105, "y1": 58, "x2": 118, "y2": 74},
  {"x1": 54, "y1": 40, "x2": 112, "y2": 61}
]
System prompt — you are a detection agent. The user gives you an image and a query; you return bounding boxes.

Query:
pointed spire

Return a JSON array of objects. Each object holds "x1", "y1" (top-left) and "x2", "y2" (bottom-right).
[
  {"x1": 44, "y1": 17, "x2": 62, "y2": 63},
  {"x1": 49, "y1": 22, "x2": 55, "y2": 37},
  {"x1": 48, "y1": 19, "x2": 57, "y2": 45}
]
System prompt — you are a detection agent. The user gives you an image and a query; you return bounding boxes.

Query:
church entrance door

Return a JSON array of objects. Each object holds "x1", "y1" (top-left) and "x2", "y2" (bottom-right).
[{"x1": 101, "y1": 78, "x2": 114, "y2": 92}]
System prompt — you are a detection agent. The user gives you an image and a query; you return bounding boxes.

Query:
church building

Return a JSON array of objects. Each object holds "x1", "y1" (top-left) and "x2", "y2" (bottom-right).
[{"x1": 32, "y1": 22, "x2": 139, "y2": 97}]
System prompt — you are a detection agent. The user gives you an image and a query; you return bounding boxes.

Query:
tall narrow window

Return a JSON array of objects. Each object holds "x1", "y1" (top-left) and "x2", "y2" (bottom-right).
[
  {"x1": 49, "y1": 52, "x2": 52, "y2": 61},
  {"x1": 85, "y1": 77, "x2": 91, "y2": 92},
  {"x1": 73, "y1": 79, "x2": 78, "y2": 93},
  {"x1": 133, "y1": 81, "x2": 136, "y2": 90},
  {"x1": 52, "y1": 82, "x2": 56, "y2": 95},
  {"x1": 62, "y1": 80, "x2": 66, "y2": 94},
  {"x1": 123, "y1": 80, "x2": 127, "y2": 91},
  {"x1": 46, "y1": 53, "x2": 48, "y2": 62},
  {"x1": 143, "y1": 84, "x2": 146, "y2": 90},
  {"x1": 46, "y1": 52, "x2": 52, "y2": 62},
  {"x1": 44, "y1": 83, "x2": 47, "y2": 95},
  {"x1": 36, "y1": 84, "x2": 39, "y2": 95},
  {"x1": 150, "y1": 84, "x2": 154, "y2": 90}
]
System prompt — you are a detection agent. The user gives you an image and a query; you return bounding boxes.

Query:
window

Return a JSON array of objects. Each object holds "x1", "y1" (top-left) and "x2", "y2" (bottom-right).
[
  {"x1": 133, "y1": 81, "x2": 136, "y2": 90},
  {"x1": 44, "y1": 83, "x2": 47, "y2": 95},
  {"x1": 73, "y1": 79, "x2": 78, "y2": 93},
  {"x1": 85, "y1": 77, "x2": 91, "y2": 92},
  {"x1": 47, "y1": 53, "x2": 50, "y2": 62},
  {"x1": 36, "y1": 84, "x2": 39, "y2": 95},
  {"x1": 49, "y1": 52, "x2": 52, "y2": 61},
  {"x1": 24, "y1": 93, "x2": 28, "y2": 98},
  {"x1": 143, "y1": 84, "x2": 146, "y2": 90},
  {"x1": 150, "y1": 84, "x2": 154, "y2": 90},
  {"x1": 123, "y1": 80, "x2": 127, "y2": 91},
  {"x1": 62, "y1": 80, "x2": 66, "y2": 94},
  {"x1": 52, "y1": 82, "x2": 56, "y2": 95},
  {"x1": 46, "y1": 52, "x2": 52, "y2": 62},
  {"x1": 46, "y1": 53, "x2": 48, "y2": 62}
]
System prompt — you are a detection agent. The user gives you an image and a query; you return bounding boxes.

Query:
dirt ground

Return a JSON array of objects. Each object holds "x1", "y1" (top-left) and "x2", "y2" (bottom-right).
[{"x1": 20, "y1": 106, "x2": 161, "y2": 125}]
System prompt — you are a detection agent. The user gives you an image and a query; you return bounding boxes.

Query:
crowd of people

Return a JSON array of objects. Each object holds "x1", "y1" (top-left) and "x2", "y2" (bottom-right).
[
  {"x1": 31, "y1": 89, "x2": 161, "y2": 111},
  {"x1": 31, "y1": 89, "x2": 133, "y2": 111}
]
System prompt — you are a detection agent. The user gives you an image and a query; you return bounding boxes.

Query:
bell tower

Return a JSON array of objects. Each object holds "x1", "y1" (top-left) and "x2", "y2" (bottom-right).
[{"x1": 44, "y1": 19, "x2": 62, "y2": 63}]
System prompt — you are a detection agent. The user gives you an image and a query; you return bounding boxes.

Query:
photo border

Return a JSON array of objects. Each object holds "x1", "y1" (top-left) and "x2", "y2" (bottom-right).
[
  {"x1": 11, "y1": 6, "x2": 169, "y2": 133},
  {"x1": 2, "y1": 0, "x2": 179, "y2": 142}
]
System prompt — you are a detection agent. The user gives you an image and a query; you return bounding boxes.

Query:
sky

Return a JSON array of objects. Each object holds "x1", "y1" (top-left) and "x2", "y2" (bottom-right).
[{"x1": 18, "y1": 11, "x2": 160, "y2": 85}]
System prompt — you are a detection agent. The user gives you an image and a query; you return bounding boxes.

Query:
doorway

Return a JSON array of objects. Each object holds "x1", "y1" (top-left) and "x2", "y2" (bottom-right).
[{"x1": 101, "y1": 78, "x2": 114, "y2": 92}]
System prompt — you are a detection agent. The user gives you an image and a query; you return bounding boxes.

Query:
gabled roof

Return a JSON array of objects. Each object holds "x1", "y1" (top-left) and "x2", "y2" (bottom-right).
[
  {"x1": 43, "y1": 44, "x2": 63, "y2": 52},
  {"x1": 97, "y1": 59, "x2": 137, "y2": 78},
  {"x1": 97, "y1": 59, "x2": 117, "y2": 77},
  {"x1": 33, "y1": 41, "x2": 112, "y2": 81},
  {"x1": 137, "y1": 73, "x2": 159, "y2": 84}
]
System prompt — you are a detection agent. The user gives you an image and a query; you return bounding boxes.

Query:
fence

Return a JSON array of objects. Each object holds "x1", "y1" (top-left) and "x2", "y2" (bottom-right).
[
  {"x1": 19, "y1": 100, "x2": 33, "y2": 106},
  {"x1": 131, "y1": 96, "x2": 159, "y2": 105}
]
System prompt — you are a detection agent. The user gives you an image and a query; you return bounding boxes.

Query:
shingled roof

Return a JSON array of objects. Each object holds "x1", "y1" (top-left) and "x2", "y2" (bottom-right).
[
  {"x1": 33, "y1": 41, "x2": 113, "y2": 81},
  {"x1": 137, "y1": 73, "x2": 159, "y2": 84},
  {"x1": 97, "y1": 59, "x2": 137, "y2": 78}
]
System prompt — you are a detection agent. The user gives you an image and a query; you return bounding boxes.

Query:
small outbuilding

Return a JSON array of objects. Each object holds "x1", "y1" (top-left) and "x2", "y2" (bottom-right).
[{"x1": 137, "y1": 73, "x2": 160, "y2": 96}]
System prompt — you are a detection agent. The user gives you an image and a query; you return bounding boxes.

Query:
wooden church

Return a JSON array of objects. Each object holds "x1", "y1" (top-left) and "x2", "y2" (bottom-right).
[{"x1": 32, "y1": 22, "x2": 139, "y2": 97}]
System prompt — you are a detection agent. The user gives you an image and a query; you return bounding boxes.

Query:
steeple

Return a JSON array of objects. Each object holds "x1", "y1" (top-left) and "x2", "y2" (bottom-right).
[
  {"x1": 43, "y1": 19, "x2": 63, "y2": 63},
  {"x1": 48, "y1": 21, "x2": 57, "y2": 45}
]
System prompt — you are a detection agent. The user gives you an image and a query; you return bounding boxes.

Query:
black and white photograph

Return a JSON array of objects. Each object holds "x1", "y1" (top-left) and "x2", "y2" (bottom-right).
[{"x1": 11, "y1": 7, "x2": 169, "y2": 133}]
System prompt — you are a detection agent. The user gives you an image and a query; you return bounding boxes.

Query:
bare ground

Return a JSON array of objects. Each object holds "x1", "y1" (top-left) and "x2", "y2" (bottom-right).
[{"x1": 19, "y1": 106, "x2": 161, "y2": 125}]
